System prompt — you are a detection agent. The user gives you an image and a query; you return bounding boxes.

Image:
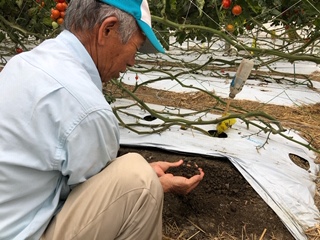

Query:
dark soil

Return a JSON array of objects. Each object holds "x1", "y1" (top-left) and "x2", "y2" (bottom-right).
[{"x1": 118, "y1": 146, "x2": 294, "y2": 240}]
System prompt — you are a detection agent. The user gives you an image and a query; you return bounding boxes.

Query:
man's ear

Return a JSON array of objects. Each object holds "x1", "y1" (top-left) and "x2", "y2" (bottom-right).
[{"x1": 97, "y1": 16, "x2": 119, "y2": 45}]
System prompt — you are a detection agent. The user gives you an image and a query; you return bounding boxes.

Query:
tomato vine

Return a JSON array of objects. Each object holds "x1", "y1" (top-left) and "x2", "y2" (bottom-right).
[{"x1": 0, "y1": 0, "x2": 319, "y2": 53}]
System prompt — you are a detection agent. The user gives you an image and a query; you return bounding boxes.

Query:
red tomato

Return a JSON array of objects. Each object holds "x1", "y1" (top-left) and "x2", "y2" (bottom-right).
[
  {"x1": 232, "y1": 5, "x2": 242, "y2": 15},
  {"x1": 62, "y1": 2, "x2": 68, "y2": 10},
  {"x1": 50, "y1": 9, "x2": 60, "y2": 20},
  {"x1": 60, "y1": 11, "x2": 66, "y2": 19},
  {"x1": 57, "y1": 0, "x2": 65, "y2": 2},
  {"x1": 57, "y1": 17, "x2": 64, "y2": 25},
  {"x1": 221, "y1": 0, "x2": 231, "y2": 9},
  {"x1": 245, "y1": 23, "x2": 254, "y2": 30},
  {"x1": 304, "y1": 38, "x2": 310, "y2": 43},
  {"x1": 16, "y1": 48, "x2": 23, "y2": 54},
  {"x1": 56, "y1": 3, "x2": 67, "y2": 11}
]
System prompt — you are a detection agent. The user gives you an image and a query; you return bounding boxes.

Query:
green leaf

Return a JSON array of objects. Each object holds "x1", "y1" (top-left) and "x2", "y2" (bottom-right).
[
  {"x1": 27, "y1": 6, "x2": 38, "y2": 17},
  {"x1": 170, "y1": 0, "x2": 176, "y2": 11},
  {"x1": 16, "y1": 0, "x2": 23, "y2": 9},
  {"x1": 42, "y1": 17, "x2": 53, "y2": 27}
]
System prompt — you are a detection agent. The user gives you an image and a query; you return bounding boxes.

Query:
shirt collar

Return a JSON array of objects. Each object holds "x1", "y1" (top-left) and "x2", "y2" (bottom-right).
[{"x1": 56, "y1": 30, "x2": 102, "y2": 91}]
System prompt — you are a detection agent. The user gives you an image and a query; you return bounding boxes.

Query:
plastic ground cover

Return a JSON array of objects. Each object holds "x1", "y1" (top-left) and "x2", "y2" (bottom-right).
[
  {"x1": 113, "y1": 98, "x2": 319, "y2": 240},
  {"x1": 114, "y1": 60, "x2": 320, "y2": 239}
]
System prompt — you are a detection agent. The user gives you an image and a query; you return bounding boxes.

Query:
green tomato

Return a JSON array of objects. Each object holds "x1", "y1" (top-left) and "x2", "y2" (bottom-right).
[{"x1": 52, "y1": 21, "x2": 59, "y2": 29}]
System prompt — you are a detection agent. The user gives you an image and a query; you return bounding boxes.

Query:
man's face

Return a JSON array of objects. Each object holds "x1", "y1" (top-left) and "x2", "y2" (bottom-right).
[{"x1": 97, "y1": 25, "x2": 146, "y2": 82}]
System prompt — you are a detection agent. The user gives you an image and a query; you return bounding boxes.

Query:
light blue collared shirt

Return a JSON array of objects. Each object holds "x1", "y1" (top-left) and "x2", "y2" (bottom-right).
[{"x1": 0, "y1": 30, "x2": 120, "y2": 239}]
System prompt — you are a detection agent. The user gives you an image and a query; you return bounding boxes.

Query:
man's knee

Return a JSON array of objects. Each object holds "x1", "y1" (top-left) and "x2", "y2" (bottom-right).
[{"x1": 111, "y1": 152, "x2": 163, "y2": 199}]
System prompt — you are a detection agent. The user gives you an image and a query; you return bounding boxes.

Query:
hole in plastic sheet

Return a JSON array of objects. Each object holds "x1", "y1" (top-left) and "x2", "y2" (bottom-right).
[
  {"x1": 143, "y1": 115, "x2": 157, "y2": 121},
  {"x1": 208, "y1": 130, "x2": 228, "y2": 138},
  {"x1": 289, "y1": 153, "x2": 310, "y2": 171}
]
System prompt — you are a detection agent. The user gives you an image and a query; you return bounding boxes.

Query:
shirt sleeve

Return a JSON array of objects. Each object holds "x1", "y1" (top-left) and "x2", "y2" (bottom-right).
[{"x1": 59, "y1": 109, "x2": 120, "y2": 186}]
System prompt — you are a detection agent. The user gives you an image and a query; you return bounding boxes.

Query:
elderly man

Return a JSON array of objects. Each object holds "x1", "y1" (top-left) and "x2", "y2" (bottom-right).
[{"x1": 0, "y1": 0, "x2": 204, "y2": 239}]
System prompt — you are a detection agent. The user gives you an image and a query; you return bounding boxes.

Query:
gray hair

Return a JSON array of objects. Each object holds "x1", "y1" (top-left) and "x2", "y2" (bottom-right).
[{"x1": 63, "y1": 0, "x2": 138, "y2": 43}]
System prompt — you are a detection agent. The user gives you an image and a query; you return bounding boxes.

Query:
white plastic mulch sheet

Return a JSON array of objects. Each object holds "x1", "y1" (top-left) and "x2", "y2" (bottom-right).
[
  {"x1": 121, "y1": 60, "x2": 320, "y2": 107},
  {"x1": 112, "y1": 98, "x2": 320, "y2": 240}
]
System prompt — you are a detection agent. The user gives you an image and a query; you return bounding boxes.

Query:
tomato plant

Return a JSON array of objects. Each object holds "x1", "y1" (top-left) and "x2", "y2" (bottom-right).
[
  {"x1": 0, "y1": 0, "x2": 57, "y2": 53},
  {"x1": 51, "y1": 0, "x2": 68, "y2": 26},
  {"x1": 150, "y1": 0, "x2": 320, "y2": 37},
  {"x1": 1, "y1": 0, "x2": 320, "y2": 59}
]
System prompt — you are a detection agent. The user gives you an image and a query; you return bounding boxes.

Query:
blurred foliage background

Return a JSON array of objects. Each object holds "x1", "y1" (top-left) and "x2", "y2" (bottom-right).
[{"x1": 0, "y1": 0, "x2": 319, "y2": 58}]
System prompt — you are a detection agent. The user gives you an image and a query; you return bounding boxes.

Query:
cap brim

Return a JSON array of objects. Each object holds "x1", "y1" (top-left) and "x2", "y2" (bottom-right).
[{"x1": 137, "y1": 20, "x2": 165, "y2": 54}]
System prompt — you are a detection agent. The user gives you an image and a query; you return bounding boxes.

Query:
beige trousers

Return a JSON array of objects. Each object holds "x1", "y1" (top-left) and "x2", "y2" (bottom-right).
[{"x1": 41, "y1": 152, "x2": 163, "y2": 240}]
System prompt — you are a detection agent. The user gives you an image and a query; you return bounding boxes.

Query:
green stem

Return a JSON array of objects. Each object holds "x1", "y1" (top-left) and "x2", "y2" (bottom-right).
[{"x1": 151, "y1": 16, "x2": 320, "y2": 64}]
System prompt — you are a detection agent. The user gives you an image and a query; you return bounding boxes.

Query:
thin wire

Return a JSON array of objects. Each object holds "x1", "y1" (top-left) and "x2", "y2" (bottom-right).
[
  {"x1": 187, "y1": 0, "x2": 252, "y2": 56},
  {"x1": 305, "y1": 0, "x2": 320, "y2": 14},
  {"x1": 187, "y1": 0, "x2": 306, "y2": 56},
  {"x1": 183, "y1": 1, "x2": 192, "y2": 26},
  {"x1": 137, "y1": 0, "x2": 320, "y2": 108},
  {"x1": 271, "y1": 0, "x2": 303, "y2": 20}
]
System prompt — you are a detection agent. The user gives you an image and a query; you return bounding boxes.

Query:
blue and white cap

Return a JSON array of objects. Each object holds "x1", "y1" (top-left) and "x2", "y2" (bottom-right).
[{"x1": 100, "y1": 0, "x2": 165, "y2": 53}]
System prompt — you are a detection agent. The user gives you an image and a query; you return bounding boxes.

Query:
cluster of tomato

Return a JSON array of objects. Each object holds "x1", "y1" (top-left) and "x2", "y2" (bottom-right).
[
  {"x1": 221, "y1": 0, "x2": 243, "y2": 33},
  {"x1": 50, "y1": 0, "x2": 68, "y2": 29},
  {"x1": 221, "y1": 0, "x2": 242, "y2": 15}
]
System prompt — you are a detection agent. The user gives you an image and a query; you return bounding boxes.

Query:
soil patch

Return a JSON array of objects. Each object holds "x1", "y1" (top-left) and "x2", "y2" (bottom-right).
[{"x1": 118, "y1": 146, "x2": 294, "y2": 240}]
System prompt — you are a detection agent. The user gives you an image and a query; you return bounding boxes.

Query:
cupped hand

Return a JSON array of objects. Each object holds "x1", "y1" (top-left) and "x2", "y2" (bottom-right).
[
  {"x1": 150, "y1": 160, "x2": 205, "y2": 195},
  {"x1": 150, "y1": 160, "x2": 184, "y2": 177}
]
